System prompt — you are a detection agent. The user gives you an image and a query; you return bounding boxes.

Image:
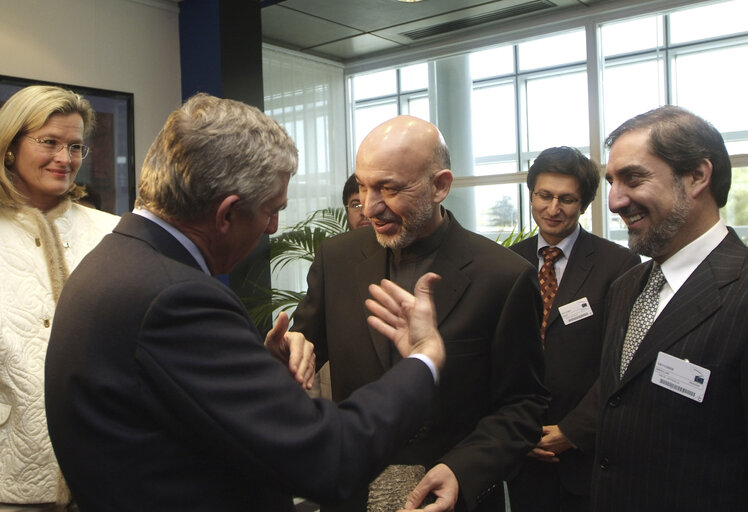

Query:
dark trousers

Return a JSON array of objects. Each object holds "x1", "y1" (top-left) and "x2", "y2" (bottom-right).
[{"x1": 508, "y1": 458, "x2": 589, "y2": 512}]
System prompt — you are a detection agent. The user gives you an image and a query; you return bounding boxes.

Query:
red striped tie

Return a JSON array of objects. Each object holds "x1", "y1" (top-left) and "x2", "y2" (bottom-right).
[{"x1": 538, "y1": 246, "x2": 563, "y2": 343}]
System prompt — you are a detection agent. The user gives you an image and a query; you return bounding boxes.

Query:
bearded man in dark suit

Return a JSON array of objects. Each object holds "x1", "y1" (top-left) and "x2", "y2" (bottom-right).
[
  {"x1": 591, "y1": 105, "x2": 748, "y2": 511},
  {"x1": 508, "y1": 147, "x2": 639, "y2": 512},
  {"x1": 44, "y1": 94, "x2": 448, "y2": 512},
  {"x1": 292, "y1": 115, "x2": 549, "y2": 512}
]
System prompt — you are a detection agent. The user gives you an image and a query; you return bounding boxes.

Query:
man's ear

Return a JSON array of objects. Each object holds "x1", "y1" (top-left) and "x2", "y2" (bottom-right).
[
  {"x1": 432, "y1": 169, "x2": 453, "y2": 203},
  {"x1": 687, "y1": 159, "x2": 713, "y2": 199},
  {"x1": 214, "y1": 195, "x2": 242, "y2": 235}
]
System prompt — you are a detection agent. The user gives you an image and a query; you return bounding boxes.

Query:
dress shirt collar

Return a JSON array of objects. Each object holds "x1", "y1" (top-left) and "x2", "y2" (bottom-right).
[
  {"x1": 535, "y1": 224, "x2": 580, "y2": 284},
  {"x1": 133, "y1": 208, "x2": 211, "y2": 275},
  {"x1": 659, "y1": 219, "x2": 728, "y2": 295},
  {"x1": 536, "y1": 223, "x2": 580, "y2": 259}
]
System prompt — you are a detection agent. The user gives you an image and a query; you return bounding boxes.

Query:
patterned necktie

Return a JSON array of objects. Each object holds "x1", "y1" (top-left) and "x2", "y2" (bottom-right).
[
  {"x1": 619, "y1": 265, "x2": 667, "y2": 378},
  {"x1": 538, "y1": 246, "x2": 563, "y2": 342}
]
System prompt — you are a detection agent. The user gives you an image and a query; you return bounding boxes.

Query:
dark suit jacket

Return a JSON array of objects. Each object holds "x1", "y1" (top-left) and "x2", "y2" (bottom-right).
[
  {"x1": 510, "y1": 229, "x2": 640, "y2": 496},
  {"x1": 292, "y1": 211, "x2": 549, "y2": 511},
  {"x1": 45, "y1": 213, "x2": 437, "y2": 512},
  {"x1": 591, "y1": 228, "x2": 748, "y2": 512}
]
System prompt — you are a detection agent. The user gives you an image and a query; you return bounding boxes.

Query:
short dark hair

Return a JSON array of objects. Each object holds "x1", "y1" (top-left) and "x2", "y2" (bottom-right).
[
  {"x1": 606, "y1": 105, "x2": 731, "y2": 207},
  {"x1": 342, "y1": 174, "x2": 359, "y2": 206},
  {"x1": 527, "y1": 146, "x2": 600, "y2": 210}
]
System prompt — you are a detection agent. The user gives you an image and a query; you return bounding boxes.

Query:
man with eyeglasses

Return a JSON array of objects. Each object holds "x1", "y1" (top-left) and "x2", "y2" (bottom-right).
[
  {"x1": 508, "y1": 146, "x2": 639, "y2": 512},
  {"x1": 343, "y1": 173, "x2": 371, "y2": 230}
]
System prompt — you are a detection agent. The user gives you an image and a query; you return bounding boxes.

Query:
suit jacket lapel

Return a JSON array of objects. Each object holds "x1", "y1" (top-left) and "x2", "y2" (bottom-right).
[
  {"x1": 428, "y1": 217, "x2": 472, "y2": 326},
  {"x1": 548, "y1": 228, "x2": 594, "y2": 327},
  {"x1": 352, "y1": 214, "x2": 473, "y2": 368},
  {"x1": 617, "y1": 232, "x2": 744, "y2": 388},
  {"x1": 355, "y1": 234, "x2": 391, "y2": 370}
]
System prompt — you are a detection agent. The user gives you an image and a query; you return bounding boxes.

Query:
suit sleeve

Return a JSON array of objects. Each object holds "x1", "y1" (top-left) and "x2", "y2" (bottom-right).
[
  {"x1": 558, "y1": 250, "x2": 640, "y2": 453},
  {"x1": 135, "y1": 278, "x2": 434, "y2": 503},
  {"x1": 440, "y1": 264, "x2": 549, "y2": 511},
  {"x1": 292, "y1": 244, "x2": 329, "y2": 369}
]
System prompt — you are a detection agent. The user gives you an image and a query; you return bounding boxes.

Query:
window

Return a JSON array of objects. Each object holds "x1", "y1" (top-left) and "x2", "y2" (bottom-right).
[
  {"x1": 348, "y1": 0, "x2": 748, "y2": 245},
  {"x1": 349, "y1": 64, "x2": 430, "y2": 156}
]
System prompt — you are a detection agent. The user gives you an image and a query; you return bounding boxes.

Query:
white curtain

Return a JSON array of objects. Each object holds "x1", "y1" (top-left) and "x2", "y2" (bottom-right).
[{"x1": 262, "y1": 44, "x2": 348, "y2": 295}]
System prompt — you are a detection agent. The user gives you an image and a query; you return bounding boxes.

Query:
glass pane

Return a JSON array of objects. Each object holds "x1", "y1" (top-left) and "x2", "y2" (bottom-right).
[
  {"x1": 406, "y1": 95, "x2": 430, "y2": 121},
  {"x1": 526, "y1": 71, "x2": 589, "y2": 151},
  {"x1": 352, "y1": 70, "x2": 397, "y2": 101},
  {"x1": 603, "y1": 58, "x2": 665, "y2": 139},
  {"x1": 400, "y1": 63, "x2": 429, "y2": 92},
  {"x1": 472, "y1": 82, "x2": 517, "y2": 159},
  {"x1": 721, "y1": 166, "x2": 748, "y2": 245},
  {"x1": 518, "y1": 29, "x2": 586, "y2": 71},
  {"x1": 727, "y1": 140, "x2": 748, "y2": 154},
  {"x1": 470, "y1": 45, "x2": 514, "y2": 80},
  {"x1": 353, "y1": 102, "x2": 398, "y2": 153},
  {"x1": 673, "y1": 45, "x2": 748, "y2": 134},
  {"x1": 443, "y1": 184, "x2": 523, "y2": 241},
  {"x1": 474, "y1": 161, "x2": 519, "y2": 176},
  {"x1": 604, "y1": 180, "x2": 631, "y2": 246},
  {"x1": 670, "y1": 0, "x2": 748, "y2": 45},
  {"x1": 601, "y1": 15, "x2": 663, "y2": 57}
]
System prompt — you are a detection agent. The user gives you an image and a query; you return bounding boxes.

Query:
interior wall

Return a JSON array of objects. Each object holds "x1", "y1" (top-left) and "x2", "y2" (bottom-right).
[{"x1": 0, "y1": 0, "x2": 182, "y2": 185}]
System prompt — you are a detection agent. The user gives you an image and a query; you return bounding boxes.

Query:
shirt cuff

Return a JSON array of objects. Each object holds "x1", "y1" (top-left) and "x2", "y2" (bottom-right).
[{"x1": 408, "y1": 354, "x2": 439, "y2": 384}]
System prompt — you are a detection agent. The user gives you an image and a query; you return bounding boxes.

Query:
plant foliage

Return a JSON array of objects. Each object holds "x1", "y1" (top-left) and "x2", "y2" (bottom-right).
[{"x1": 246, "y1": 205, "x2": 537, "y2": 326}]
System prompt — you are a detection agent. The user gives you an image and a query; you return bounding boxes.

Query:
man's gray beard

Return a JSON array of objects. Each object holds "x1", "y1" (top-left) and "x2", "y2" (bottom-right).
[
  {"x1": 375, "y1": 195, "x2": 435, "y2": 250},
  {"x1": 629, "y1": 180, "x2": 690, "y2": 258}
]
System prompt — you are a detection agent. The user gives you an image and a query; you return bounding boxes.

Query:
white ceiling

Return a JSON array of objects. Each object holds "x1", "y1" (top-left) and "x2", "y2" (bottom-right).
[{"x1": 260, "y1": 0, "x2": 609, "y2": 63}]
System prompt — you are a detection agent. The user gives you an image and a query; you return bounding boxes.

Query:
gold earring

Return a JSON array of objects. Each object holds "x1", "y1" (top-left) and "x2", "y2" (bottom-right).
[{"x1": 4, "y1": 151, "x2": 14, "y2": 167}]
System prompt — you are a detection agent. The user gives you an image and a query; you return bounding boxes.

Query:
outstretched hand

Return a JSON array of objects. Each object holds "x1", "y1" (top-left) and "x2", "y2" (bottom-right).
[
  {"x1": 399, "y1": 463, "x2": 459, "y2": 511},
  {"x1": 265, "y1": 312, "x2": 316, "y2": 389},
  {"x1": 365, "y1": 272, "x2": 445, "y2": 371}
]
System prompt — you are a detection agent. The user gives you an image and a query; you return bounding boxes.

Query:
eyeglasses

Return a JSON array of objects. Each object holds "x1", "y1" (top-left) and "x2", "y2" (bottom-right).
[
  {"x1": 25, "y1": 136, "x2": 90, "y2": 160},
  {"x1": 532, "y1": 191, "x2": 580, "y2": 207},
  {"x1": 346, "y1": 202, "x2": 363, "y2": 210}
]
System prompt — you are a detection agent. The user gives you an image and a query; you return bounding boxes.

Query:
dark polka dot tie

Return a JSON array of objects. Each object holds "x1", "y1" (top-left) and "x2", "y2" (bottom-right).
[
  {"x1": 619, "y1": 265, "x2": 667, "y2": 378},
  {"x1": 538, "y1": 246, "x2": 563, "y2": 343}
]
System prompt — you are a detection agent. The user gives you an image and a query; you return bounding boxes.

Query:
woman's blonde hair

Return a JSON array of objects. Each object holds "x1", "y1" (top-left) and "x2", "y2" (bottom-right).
[{"x1": 0, "y1": 85, "x2": 95, "y2": 208}]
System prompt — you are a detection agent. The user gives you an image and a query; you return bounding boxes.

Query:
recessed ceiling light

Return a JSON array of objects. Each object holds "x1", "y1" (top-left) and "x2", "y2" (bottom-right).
[{"x1": 397, "y1": 0, "x2": 424, "y2": 3}]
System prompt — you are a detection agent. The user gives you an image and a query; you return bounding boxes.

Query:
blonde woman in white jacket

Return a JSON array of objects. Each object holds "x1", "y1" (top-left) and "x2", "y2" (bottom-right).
[{"x1": 0, "y1": 85, "x2": 118, "y2": 511}]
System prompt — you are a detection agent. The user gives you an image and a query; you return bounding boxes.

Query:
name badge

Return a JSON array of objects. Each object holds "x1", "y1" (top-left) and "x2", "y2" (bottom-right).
[
  {"x1": 651, "y1": 351, "x2": 710, "y2": 403},
  {"x1": 558, "y1": 297, "x2": 593, "y2": 325}
]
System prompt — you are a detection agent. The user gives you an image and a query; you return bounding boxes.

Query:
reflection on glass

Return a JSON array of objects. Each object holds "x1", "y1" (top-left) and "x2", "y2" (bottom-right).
[
  {"x1": 354, "y1": 102, "x2": 398, "y2": 153},
  {"x1": 673, "y1": 45, "x2": 748, "y2": 133},
  {"x1": 601, "y1": 15, "x2": 662, "y2": 57},
  {"x1": 470, "y1": 45, "x2": 514, "y2": 80},
  {"x1": 353, "y1": 70, "x2": 397, "y2": 101},
  {"x1": 670, "y1": 0, "x2": 748, "y2": 45},
  {"x1": 526, "y1": 71, "x2": 589, "y2": 151},
  {"x1": 603, "y1": 59, "x2": 665, "y2": 137},
  {"x1": 472, "y1": 83, "x2": 516, "y2": 158},
  {"x1": 518, "y1": 29, "x2": 586, "y2": 71},
  {"x1": 400, "y1": 63, "x2": 429, "y2": 92}
]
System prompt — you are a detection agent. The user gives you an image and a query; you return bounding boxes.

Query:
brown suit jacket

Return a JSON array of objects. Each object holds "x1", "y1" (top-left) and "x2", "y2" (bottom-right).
[{"x1": 293, "y1": 211, "x2": 549, "y2": 511}]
